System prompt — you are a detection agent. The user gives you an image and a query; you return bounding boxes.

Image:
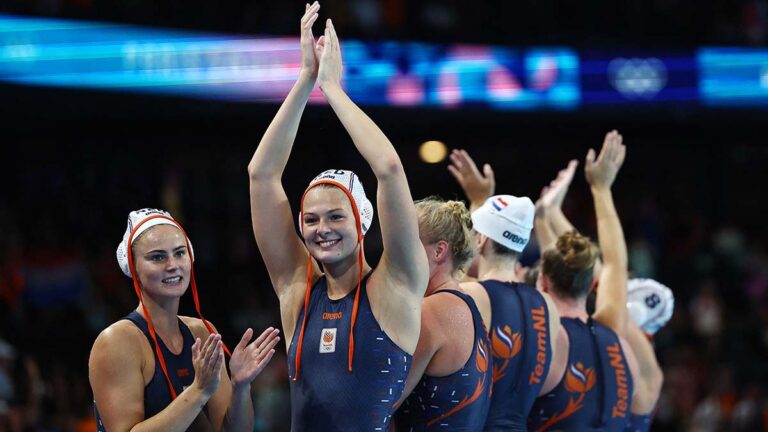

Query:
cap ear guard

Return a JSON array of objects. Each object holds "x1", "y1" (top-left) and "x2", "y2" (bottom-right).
[{"x1": 627, "y1": 278, "x2": 674, "y2": 335}]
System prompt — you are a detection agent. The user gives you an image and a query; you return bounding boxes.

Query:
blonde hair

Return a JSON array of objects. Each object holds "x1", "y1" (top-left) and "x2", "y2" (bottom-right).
[
  {"x1": 541, "y1": 231, "x2": 598, "y2": 299},
  {"x1": 415, "y1": 197, "x2": 475, "y2": 273}
]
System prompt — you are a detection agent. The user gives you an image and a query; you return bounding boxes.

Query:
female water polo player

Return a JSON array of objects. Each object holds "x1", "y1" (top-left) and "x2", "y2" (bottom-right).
[
  {"x1": 394, "y1": 198, "x2": 492, "y2": 430},
  {"x1": 89, "y1": 208, "x2": 280, "y2": 431},
  {"x1": 528, "y1": 131, "x2": 641, "y2": 431},
  {"x1": 248, "y1": 4, "x2": 429, "y2": 430},
  {"x1": 535, "y1": 145, "x2": 669, "y2": 432},
  {"x1": 449, "y1": 150, "x2": 562, "y2": 432}
]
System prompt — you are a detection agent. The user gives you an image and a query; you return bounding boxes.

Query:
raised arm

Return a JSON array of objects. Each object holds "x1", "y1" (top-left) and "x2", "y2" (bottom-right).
[
  {"x1": 316, "y1": 19, "x2": 428, "y2": 290},
  {"x1": 535, "y1": 159, "x2": 579, "y2": 251},
  {"x1": 248, "y1": 4, "x2": 322, "y2": 320},
  {"x1": 586, "y1": 131, "x2": 629, "y2": 337},
  {"x1": 624, "y1": 321, "x2": 664, "y2": 414},
  {"x1": 534, "y1": 195, "x2": 558, "y2": 256},
  {"x1": 447, "y1": 149, "x2": 495, "y2": 212}
]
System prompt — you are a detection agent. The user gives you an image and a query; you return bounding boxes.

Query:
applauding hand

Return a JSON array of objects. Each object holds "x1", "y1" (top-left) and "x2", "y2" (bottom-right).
[
  {"x1": 585, "y1": 130, "x2": 626, "y2": 190},
  {"x1": 447, "y1": 149, "x2": 495, "y2": 210},
  {"x1": 317, "y1": 19, "x2": 343, "y2": 91},
  {"x1": 191, "y1": 333, "x2": 225, "y2": 398},
  {"x1": 229, "y1": 327, "x2": 281, "y2": 390}
]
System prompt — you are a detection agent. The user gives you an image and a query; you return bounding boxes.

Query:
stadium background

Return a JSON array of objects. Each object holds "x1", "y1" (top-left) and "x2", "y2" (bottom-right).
[{"x1": 1, "y1": 1, "x2": 767, "y2": 430}]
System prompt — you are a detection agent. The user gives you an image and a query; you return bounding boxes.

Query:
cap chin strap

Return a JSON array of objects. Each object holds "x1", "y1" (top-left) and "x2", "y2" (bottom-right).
[
  {"x1": 294, "y1": 180, "x2": 364, "y2": 381},
  {"x1": 126, "y1": 214, "x2": 230, "y2": 400}
]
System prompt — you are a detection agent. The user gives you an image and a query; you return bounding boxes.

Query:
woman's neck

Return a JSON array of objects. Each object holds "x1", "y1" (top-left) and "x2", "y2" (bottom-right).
[
  {"x1": 323, "y1": 247, "x2": 371, "y2": 300},
  {"x1": 136, "y1": 294, "x2": 181, "y2": 335},
  {"x1": 426, "y1": 269, "x2": 460, "y2": 297},
  {"x1": 477, "y1": 253, "x2": 519, "y2": 283},
  {"x1": 550, "y1": 295, "x2": 589, "y2": 321}
]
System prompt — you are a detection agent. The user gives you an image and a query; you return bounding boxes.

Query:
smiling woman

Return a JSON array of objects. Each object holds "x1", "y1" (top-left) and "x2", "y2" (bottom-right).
[
  {"x1": 132, "y1": 225, "x2": 191, "y2": 297},
  {"x1": 246, "y1": 4, "x2": 428, "y2": 430},
  {"x1": 88, "y1": 208, "x2": 281, "y2": 432}
]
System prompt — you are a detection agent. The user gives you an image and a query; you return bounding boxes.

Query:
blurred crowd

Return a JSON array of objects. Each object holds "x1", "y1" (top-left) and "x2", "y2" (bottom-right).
[{"x1": 1, "y1": 0, "x2": 767, "y2": 46}]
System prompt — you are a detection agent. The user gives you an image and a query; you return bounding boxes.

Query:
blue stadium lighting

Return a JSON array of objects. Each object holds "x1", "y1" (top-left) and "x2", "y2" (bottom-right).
[
  {"x1": 2, "y1": 14, "x2": 766, "y2": 109},
  {"x1": 699, "y1": 48, "x2": 768, "y2": 106},
  {"x1": 0, "y1": 14, "x2": 579, "y2": 109}
]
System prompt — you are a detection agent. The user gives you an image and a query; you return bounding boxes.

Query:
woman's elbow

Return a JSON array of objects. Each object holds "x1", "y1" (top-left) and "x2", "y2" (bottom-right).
[
  {"x1": 375, "y1": 155, "x2": 405, "y2": 180},
  {"x1": 247, "y1": 162, "x2": 275, "y2": 182}
]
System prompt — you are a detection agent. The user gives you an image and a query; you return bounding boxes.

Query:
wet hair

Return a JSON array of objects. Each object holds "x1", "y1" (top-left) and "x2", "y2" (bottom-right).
[
  {"x1": 540, "y1": 231, "x2": 597, "y2": 300},
  {"x1": 415, "y1": 197, "x2": 475, "y2": 273}
]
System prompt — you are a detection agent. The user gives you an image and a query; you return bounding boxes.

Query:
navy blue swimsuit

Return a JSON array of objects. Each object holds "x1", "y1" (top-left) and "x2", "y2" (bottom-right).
[
  {"x1": 94, "y1": 311, "x2": 197, "y2": 431},
  {"x1": 394, "y1": 290, "x2": 493, "y2": 431},
  {"x1": 287, "y1": 274, "x2": 411, "y2": 431},
  {"x1": 480, "y1": 280, "x2": 552, "y2": 431},
  {"x1": 528, "y1": 317, "x2": 633, "y2": 432},
  {"x1": 626, "y1": 413, "x2": 652, "y2": 432}
]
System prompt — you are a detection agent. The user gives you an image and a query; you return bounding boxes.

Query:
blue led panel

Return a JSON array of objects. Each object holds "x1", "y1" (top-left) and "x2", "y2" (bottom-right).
[
  {"x1": 581, "y1": 51, "x2": 699, "y2": 105},
  {"x1": 699, "y1": 48, "x2": 768, "y2": 106},
  {"x1": 0, "y1": 14, "x2": 579, "y2": 109}
]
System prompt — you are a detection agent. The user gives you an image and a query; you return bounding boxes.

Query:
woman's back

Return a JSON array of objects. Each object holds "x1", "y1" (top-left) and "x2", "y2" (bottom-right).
[{"x1": 528, "y1": 317, "x2": 633, "y2": 432}]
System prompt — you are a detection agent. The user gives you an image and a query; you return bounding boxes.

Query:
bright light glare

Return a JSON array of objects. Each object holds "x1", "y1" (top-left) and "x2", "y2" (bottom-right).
[{"x1": 419, "y1": 141, "x2": 448, "y2": 164}]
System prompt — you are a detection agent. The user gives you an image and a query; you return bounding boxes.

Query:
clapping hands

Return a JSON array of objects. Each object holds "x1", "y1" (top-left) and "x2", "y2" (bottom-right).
[
  {"x1": 585, "y1": 130, "x2": 626, "y2": 190},
  {"x1": 229, "y1": 327, "x2": 281, "y2": 390}
]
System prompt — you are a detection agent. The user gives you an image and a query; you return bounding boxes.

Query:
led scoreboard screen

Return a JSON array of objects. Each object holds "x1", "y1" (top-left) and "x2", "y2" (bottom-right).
[
  {"x1": 699, "y1": 48, "x2": 768, "y2": 106},
  {"x1": 580, "y1": 50, "x2": 699, "y2": 105},
  {"x1": 0, "y1": 14, "x2": 578, "y2": 109},
  {"x1": 1, "y1": 14, "x2": 767, "y2": 109}
]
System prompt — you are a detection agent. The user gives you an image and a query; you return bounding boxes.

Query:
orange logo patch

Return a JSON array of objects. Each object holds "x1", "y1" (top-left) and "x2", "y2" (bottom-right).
[
  {"x1": 476, "y1": 339, "x2": 489, "y2": 373},
  {"x1": 564, "y1": 362, "x2": 596, "y2": 393},
  {"x1": 491, "y1": 325, "x2": 521, "y2": 383},
  {"x1": 535, "y1": 362, "x2": 596, "y2": 432},
  {"x1": 319, "y1": 327, "x2": 337, "y2": 353},
  {"x1": 427, "y1": 339, "x2": 491, "y2": 427}
]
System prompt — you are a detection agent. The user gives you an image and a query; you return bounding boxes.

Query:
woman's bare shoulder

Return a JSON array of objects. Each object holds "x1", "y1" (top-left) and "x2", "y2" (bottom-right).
[{"x1": 90, "y1": 319, "x2": 147, "y2": 369}]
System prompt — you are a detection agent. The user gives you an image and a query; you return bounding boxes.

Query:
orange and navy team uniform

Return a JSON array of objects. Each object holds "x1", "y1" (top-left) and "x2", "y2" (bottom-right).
[
  {"x1": 287, "y1": 274, "x2": 410, "y2": 431},
  {"x1": 626, "y1": 413, "x2": 652, "y2": 432},
  {"x1": 94, "y1": 311, "x2": 196, "y2": 431},
  {"x1": 394, "y1": 290, "x2": 493, "y2": 431},
  {"x1": 480, "y1": 280, "x2": 552, "y2": 432},
  {"x1": 528, "y1": 317, "x2": 634, "y2": 432}
]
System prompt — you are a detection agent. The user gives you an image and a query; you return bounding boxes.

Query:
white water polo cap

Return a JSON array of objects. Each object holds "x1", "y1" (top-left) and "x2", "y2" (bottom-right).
[
  {"x1": 471, "y1": 195, "x2": 535, "y2": 252},
  {"x1": 300, "y1": 169, "x2": 375, "y2": 236},
  {"x1": 116, "y1": 208, "x2": 194, "y2": 277},
  {"x1": 627, "y1": 278, "x2": 675, "y2": 335}
]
